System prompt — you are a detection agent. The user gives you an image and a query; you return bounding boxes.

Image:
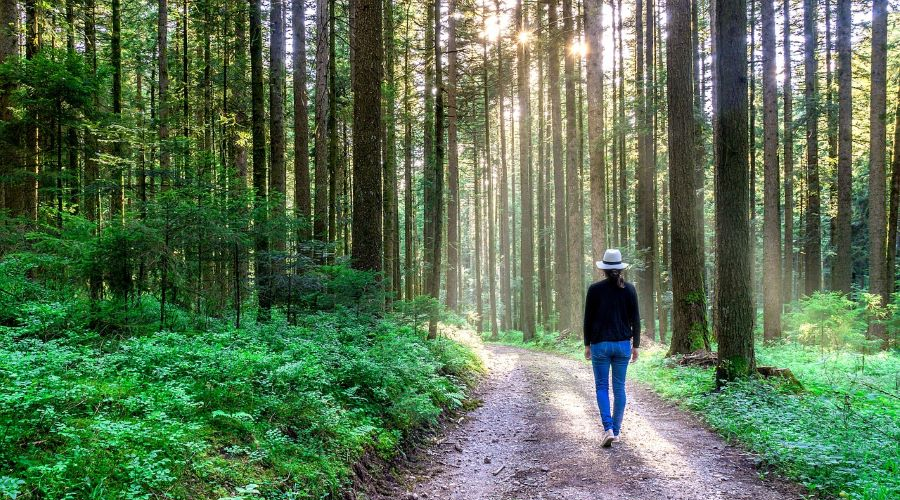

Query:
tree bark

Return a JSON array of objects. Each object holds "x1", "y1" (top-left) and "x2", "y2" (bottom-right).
[
  {"x1": 782, "y1": 0, "x2": 794, "y2": 305},
  {"x1": 635, "y1": 0, "x2": 657, "y2": 341},
  {"x1": 537, "y1": 2, "x2": 551, "y2": 326},
  {"x1": 833, "y1": 0, "x2": 851, "y2": 293},
  {"x1": 383, "y1": 0, "x2": 400, "y2": 300},
  {"x1": 270, "y1": 0, "x2": 287, "y2": 251},
  {"x1": 328, "y1": 0, "x2": 340, "y2": 249},
  {"x1": 350, "y1": 0, "x2": 383, "y2": 272},
  {"x1": 585, "y1": 0, "x2": 606, "y2": 283},
  {"x1": 19, "y1": 0, "x2": 38, "y2": 219},
  {"x1": 887, "y1": 85, "x2": 900, "y2": 298},
  {"x1": 293, "y1": 0, "x2": 311, "y2": 238},
  {"x1": 483, "y1": 25, "x2": 499, "y2": 338},
  {"x1": 563, "y1": 0, "x2": 584, "y2": 335},
  {"x1": 548, "y1": 0, "x2": 568, "y2": 334},
  {"x1": 868, "y1": 0, "x2": 888, "y2": 343},
  {"x1": 475, "y1": 134, "x2": 483, "y2": 332},
  {"x1": 446, "y1": 0, "x2": 460, "y2": 311},
  {"x1": 422, "y1": 0, "x2": 435, "y2": 298},
  {"x1": 666, "y1": 0, "x2": 709, "y2": 355},
  {"x1": 494, "y1": 0, "x2": 512, "y2": 331},
  {"x1": 0, "y1": 0, "x2": 15, "y2": 212},
  {"x1": 824, "y1": 0, "x2": 837, "y2": 288},
  {"x1": 713, "y1": 0, "x2": 755, "y2": 385},
  {"x1": 803, "y1": 0, "x2": 821, "y2": 294},
  {"x1": 313, "y1": 0, "x2": 330, "y2": 242},
  {"x1": 403, "y1": 9, "x2": 416, "y2": 299},
  {"x1": 250, "y1": 0, "x2": 271, "y2": 321},
  {"x1": 425, "y1": 0, "x2": 445, "y2": 338},
  {"x1": 761, "y1": 0, "x2": 782, "y2": 341},
  {"x1": 111, "y1": 0, "x2": 124, "y2": 222},
  {"x1": 517, "y1": 0, "x2": 535, "y2": 340}
]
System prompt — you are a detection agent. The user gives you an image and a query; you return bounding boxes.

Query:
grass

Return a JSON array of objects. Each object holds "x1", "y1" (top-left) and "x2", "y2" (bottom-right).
[
  {"x1": 486, "y1": 329, "x2": 900, "y2": 500},
  {"x1": 0, "y1": 310, "x2": 482, "y2": 500}
]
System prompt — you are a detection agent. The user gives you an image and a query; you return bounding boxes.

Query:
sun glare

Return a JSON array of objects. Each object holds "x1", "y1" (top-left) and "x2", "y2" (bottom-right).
[
  {"x1": 481, "y1": 13, "x2": 506, "y2": 42},
  {"x1": 569, "y1": 39, "x2": 588, "y2": 58}
]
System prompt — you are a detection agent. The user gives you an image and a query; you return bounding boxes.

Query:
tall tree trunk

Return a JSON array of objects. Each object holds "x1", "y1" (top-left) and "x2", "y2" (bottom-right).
[
  {"x1": 635, "y1": 0, "x2": 657, "y2": 340},
  {"x1": 250, "y1": 0, "x2": 271, "y2": 321},
  {"x1": 230, "y1": 0, "x2": 249, "y2": 327},
  {"x1": 422, "y1": 0, "x2": 435, "y2": 298},
  {"x1": 350, "y1": 0, "x2": 383, "y2": 272},
  {"x1": 610, "y1": 0, "x2": 619, "y2": 248},
  {"x1": 293, "y1": 0, "x2": 311, "y2": 239},
  {"x1": 180, "y1": 0, "x2": 188, "y2": 182},
  {"x1": 868, "y1": 0, "x2": 888, "y2": 343},
  {"x1": 270, "y1": 0, "x2": 287, "y2": 251},
  {"x1": 431, "y1": 0, "x2": 445, "y2": 336},
  {"x1": 517, "y1": 0, "x2": 535, "y2": 340},
  {"x1": 803, "y1": 0, "x2": 821, "y2": 294},
  {"x1": 403, "y1": 9, "x2": 415, "y2": 299},
  {"x1": 616, "y1": 0, "x2": 627, "y2": 247},
  {"x1": 313, "y1": 0, "x2": 329, "y2": 241},
  {"x1": 713, "y1": 0, "x2": 755, "y2": 385},
  {"x1": 537, "y1": 2, "x2": 551, "y2": 326},
  {"x1": 383, "y1": 0, "x2": 400, "y2": 300},
  {"x1": 563, "y1": 0, "x2": 583, "y2": 335},
  {"x1": 19, "y1": 0, "x2": 38, "y2": 219},
  {"x1": 749, "y1": 0, "x2": 757, "y2": 307},
  {"x1": 111, "y1": 0, "x2": 124, "y2": 222},
  {"x1": 445, "y1": 0, "x2": 460, "y2": 311},
  {"x1": 585, "y1": 0, "x2": 606, "y2": 282},
  {"x1": 887, "y1": 85, "x2": 900, "y2": 298},
  {"x1": 666, "y1": 0, "x2": 709, "y2": 355},
  {"x1": 483, "y1": 27, "x2": 499, "y2": 338},
  {"x1": 692, "y1": 0, "x2": 705, "y2": 270},
  {"x1": 475, "y1": 134, "x2": 484, "y2": 332},
  {"x1": 761, "y1": 0, "x2": 782, "y2": 341},
  {"x1": 782, "y1": 0, "x2": 794, "y2": 305},
  {"x1": 328, "y1": 0, "x2": 340, "y2": 250},
  {"x1": 824, "y1": 0, "x2": 837, "y2": 288},
  {"x1": 832, "y1": 0, "x2": 851, "y2": 293},
  {"x1": 548, "y1": 0, "x2": 567, "y2": 334},
  {"x1": 0, "y1": 0, "x2": 16, "y2": 212},
  {"x1": 495, "y1": 0, "x2": 512, "y2": 331}
]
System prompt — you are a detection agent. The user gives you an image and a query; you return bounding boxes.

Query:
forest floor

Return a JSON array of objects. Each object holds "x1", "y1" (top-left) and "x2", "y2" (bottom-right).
[{"x1": 370, "y1": 341, "x2": 808, "y2": 500}]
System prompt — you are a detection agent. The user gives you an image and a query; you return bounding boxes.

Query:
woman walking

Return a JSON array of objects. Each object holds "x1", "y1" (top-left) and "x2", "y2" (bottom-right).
[{"x1": 582, "y1": 249, "x2": 641, "y2": 447}]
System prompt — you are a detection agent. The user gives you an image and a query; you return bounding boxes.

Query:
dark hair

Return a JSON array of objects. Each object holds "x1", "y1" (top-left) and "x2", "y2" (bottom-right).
[{"x1": 604, "y1": 269, "x2": 626, "y2": 288}]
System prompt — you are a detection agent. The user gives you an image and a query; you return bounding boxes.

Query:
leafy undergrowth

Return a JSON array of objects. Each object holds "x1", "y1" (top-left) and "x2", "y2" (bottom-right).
[
  {"x1": 0, "y1": 310, "x2": 482, "y2": 500},
  {"x1": 487, "y1": 329, "x2": 900, "y2": 500}
]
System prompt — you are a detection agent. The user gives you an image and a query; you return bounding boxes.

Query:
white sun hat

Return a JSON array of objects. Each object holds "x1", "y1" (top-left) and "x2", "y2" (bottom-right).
[{"x1": 596, "y1": 248, "x2": 629, "y2": 270}]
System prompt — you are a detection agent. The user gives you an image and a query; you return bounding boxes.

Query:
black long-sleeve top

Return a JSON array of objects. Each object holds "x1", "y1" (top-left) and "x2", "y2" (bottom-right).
[{"x1": 582, "y1": 279, "x2": 641, "y2": 348}]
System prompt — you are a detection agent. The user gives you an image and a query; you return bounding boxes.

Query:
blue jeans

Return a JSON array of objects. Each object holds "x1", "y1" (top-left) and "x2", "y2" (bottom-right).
[{"x1": 590, "y1": 340, "x2": 631, "y2": 434}]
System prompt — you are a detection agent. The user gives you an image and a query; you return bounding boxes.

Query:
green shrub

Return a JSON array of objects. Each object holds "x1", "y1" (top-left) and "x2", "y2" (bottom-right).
[
  {"x1": 783, "y1": 292, "x2": 877, "y2": 353},
  {"x1": 630, "y1": 344, "x2": 900, "y2": 500},
  {"x1": 0, "y1": 308, "x2": 480, "y2": 499}
]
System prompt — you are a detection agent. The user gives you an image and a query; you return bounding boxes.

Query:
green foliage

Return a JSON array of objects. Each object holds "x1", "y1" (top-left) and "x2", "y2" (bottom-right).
[
  {"x1": 630, "y1": 344, "x2": 900, "y2": 500},
  {"x1": 0, "y1": 237, "x2": 482, "y2": 499},
  {"x1": 0, "y1": 307, "x2": 479, "y2": 499},
  {"x1": 784, "y1": 292, "x2": 878, "y2": 352}
]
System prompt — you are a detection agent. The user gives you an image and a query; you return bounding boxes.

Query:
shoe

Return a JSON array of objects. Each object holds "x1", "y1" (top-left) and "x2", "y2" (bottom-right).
[
  {"x1": 601, "y1": 429, "x2": 613, "y2": 448},
  {"x1": 612, "y1": 433, "x2": 620, "y2": 443}
]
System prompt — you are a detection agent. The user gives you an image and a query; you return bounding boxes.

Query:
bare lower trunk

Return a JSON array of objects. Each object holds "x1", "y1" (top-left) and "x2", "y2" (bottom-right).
[
  {"x1": 713, "y1": 0, "x2": 755, "y2": 385},
  {"x1": 868, "y1": 0, "x2": 888, "y2": 344},
  {"x1": 761, "y1": 0, "x2": 782, "y2": 341}
]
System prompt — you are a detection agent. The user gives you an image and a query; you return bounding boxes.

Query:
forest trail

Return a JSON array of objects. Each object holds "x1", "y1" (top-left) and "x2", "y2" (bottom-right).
[{"x1": 373, "y1": 343, "x2": 805, "y2": 500}]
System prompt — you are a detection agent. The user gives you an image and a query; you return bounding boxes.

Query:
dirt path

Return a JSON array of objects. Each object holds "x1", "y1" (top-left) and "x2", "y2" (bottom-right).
[{"x1": 373, "y1": 344, "x2": 805, "y2": 500}]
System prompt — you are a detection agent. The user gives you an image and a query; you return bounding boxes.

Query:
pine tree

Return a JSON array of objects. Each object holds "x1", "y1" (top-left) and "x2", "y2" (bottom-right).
[{"x1": 713, "y1": 0, "x2": 755, "y2": 384}]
